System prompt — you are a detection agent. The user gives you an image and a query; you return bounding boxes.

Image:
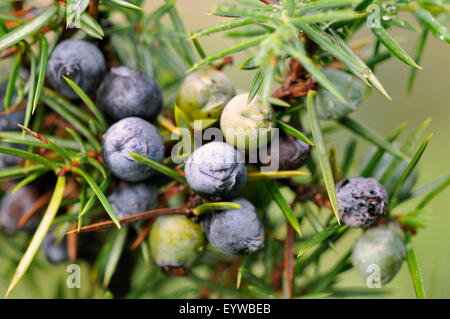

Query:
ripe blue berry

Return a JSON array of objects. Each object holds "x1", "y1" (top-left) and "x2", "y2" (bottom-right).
[
  {"x1": 220, "y1": 93, "x2": 276, "y2": 150},
  {"x1": 0, "y1": 82, "x2": 25, "y2": 131},
  {"x1": 0, "y1": 185, "x2": 41, "y2": 234},
  {"x1": 102, "y1": 117, "x2": 164, "y2": 182},
  {"x1": 97, "y1": 66, "x2": 163, "y2": 123},
  {"x1": 315, "y1": 68, "x2": 364, "y2": 120},
  {"x1": 336, "y1": 177, "x2": 388, "y2": 229},
  {"x1": 42, "y1": 231, "x2": 68, "y2": 265},
  {"x1": 201, "y1": 198, "x2": 264, "y2": 255},
  {"x1": 47, "y1": 39, "x2": 106, "y2": 99},
  {"x1": 108, "y1": 180, "x2": 158, "y2": 219},
  {"x1": 352, "y1": 226, "x2": 406, "y2": 285},
  {"x1": 185, "y1": 142, "x2": 248, "y2": 200},
  {"x1": 177, "y1": 68, "x2": 236, "y2": 120},
  {"x1": 149, "y1": 215, "x2": 206, "y2": 275}
]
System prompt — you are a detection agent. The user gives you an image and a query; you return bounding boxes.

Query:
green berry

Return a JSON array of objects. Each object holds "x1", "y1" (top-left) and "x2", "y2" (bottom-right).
[
  {"x1": 352, "y1": 226, "x2": 406, "y2": 285},
  {"x1": 315, "y1": 68, "x2": 364, "y2": 120},
  {"x1": 177, "y1": 69, "x2": 236, "y2": 120},
  {"x1": 220, "y1": 93, "x2": 276, "y2": 150},
  {"x1": 336, "y1": 177, "x2": 389, "y2": 229},
  {"x1": 149, "y1": 215, "x2": 206, "y2": 275}
]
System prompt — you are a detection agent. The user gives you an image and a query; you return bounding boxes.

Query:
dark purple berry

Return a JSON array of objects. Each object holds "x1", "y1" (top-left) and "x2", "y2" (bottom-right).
[
  {"x1": 201, "y1": 198, "x2": 264, "y2": 255},
  {"x1": 97, "y1": 66, "x2": 163, "y2": 123}
]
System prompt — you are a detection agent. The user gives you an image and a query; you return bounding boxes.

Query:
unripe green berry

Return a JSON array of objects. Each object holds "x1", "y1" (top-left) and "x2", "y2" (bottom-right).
[
  {"x1": 0, "y1": 185, "x2": 41, "y2": 234},
  {"x1": 149, "y1": 215, "x2": 206, "y2": 275},
  {"x1": 315, "y1": 68, "x2": 364, "y2": 120},
  {"x1": 352, "y1": 226, "x2": 406, "y2": 285},
  {"x1": 177, "y1": 69, "x2": 236, "y2": 120},
  {"x1": 220, "y1": 93, "x2": 276, "y2": 150}
]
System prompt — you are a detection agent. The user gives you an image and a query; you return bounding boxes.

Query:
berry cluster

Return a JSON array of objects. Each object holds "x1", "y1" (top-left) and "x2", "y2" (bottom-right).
[{"x1": 1, "y1": 39, "x2": 314, "y2": 272}]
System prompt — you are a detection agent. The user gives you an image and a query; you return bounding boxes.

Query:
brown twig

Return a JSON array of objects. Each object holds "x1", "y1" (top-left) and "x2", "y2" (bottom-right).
[
  {"x1": 284, "y1": 223, "x2": 295, "y2": 298},
  {"x1": 270, "y1": 261, "x2": 284, "y2": 289},
  {"x1": 0, "y1": 102, "x2": 27, "y2": 115},
  {"x1": 284, "y1": 199, "x2": 298, "y2": 299},
  {"x1": 17, "y1": 177, "x2": 79, "y2": 229},
  {"x1": 0, "y1": 46, "x2": 19, "y2": 59},
  {"x1": 0, "y1": 26, "x2": 54, "y2": 58},
  {"x1": 260, "y1": 0, "x2": 280, "y2": 5}
]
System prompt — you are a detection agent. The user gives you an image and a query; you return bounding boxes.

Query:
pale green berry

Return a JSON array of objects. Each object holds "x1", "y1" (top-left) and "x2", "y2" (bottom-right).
[
  {"x1": 177, "y1": 69, "x2": 236, "y2": 120},
  {"x1": 220, "y1": 93, "x2": 276, "y2": 150}
]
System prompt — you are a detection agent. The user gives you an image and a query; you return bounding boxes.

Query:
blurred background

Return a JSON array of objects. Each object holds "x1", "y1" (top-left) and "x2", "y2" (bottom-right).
[{"x1": 1, "y1": 0, "x2": 449, "y2": 298}]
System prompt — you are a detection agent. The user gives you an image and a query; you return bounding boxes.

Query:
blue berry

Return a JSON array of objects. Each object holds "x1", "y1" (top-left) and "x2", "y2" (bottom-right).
[
  {"x1": 0, "y1": 82, "x2": 25, "y2": 131},
  {"x1": 0, "y1": 83, "x2": 26, "y2": 168},
  {"x1": 201, "y1": 198, "x2": 264, "y2": 255},
  {"x1": 97, "y1": 66, "x2": 163, "y2": 123},
  {"x1": 177, "y1": 68, "x2": 236, "y2": 120},
  {"x1": 352, "y1": 226, "x2": 405, "y2": 285},
  {"x1": 336, "y1": 177, "x2": 388, "y2": 229},
  {"x1": 185, "y1": 142, "x2": 248, "y2": 200},
  {"x1": 108, "y1": 180, "x2": 158, "y2": 219},
  {"x1": 102, "y1": 117, "x2": 164, "y2": 182},
  {"x1": 149, "y1": 215, "x2": 206, "y2": 275},
  {"x1": 47, "y1": 39, "x2": 106, "y2": 99},
  {"x1": 0, "y1": 185, "x2": 41, "y2": 235}
]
